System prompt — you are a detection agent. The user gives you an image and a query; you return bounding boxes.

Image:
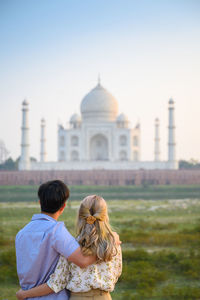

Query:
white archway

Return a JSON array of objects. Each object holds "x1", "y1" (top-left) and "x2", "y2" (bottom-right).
[
  {"x1": 119, "y1": 135, "x2": 127, "y2": 146},
  {"x1": 133, "y1": 150, "x2": 138, "y2": 161},
  {"x1": 119, "y1": 150, "x2": 127, "y2": 161},
  {"x1": 71, "y1": 150, "x2": 79, "y2": 161},
  {"x1": 71, "y1": 136, "x2": 79, "y2": 146},
  {"x1": 90, "y1": 134, "x2": 109, "y2": 161}
]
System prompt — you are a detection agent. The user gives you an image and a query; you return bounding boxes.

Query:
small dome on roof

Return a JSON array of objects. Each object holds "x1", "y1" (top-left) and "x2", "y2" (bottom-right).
[
  {"x1": 117, "y1": 113, "x2": 129, "y2": 122},
  {"x1": 70, "y1": 113, "x2": 81, "y2": 124},
  {"x1": 135, "y1": 122, "x2": 140, "y2": 129},
  {"x1": 116, "y1": 113, "x2": 129, "y2": 128},
  {"x1": 41, "y1": 118, "x2": 46, "y2": 125},
  {"x1": 22, "y1": 99, "x2": 29, "y2": 106},
  {"x1": 169, "y1": 98, "x2": 174, "y2": 104}
]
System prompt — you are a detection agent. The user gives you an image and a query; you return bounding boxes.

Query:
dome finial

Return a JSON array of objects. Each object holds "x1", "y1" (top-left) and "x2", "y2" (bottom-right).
[{"x1": 98, "y1": 73, "x2": 101, "y2": 86}]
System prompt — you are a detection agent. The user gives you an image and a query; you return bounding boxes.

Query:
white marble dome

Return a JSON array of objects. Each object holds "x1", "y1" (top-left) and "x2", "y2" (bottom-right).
[{"x1": 80, "y1": 82, "x2": 118, "y2": 122}]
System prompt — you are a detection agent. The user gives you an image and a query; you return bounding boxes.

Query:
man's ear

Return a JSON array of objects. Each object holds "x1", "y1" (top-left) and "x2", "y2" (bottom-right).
[{"x1": 60, "y1": 202, "x2": 66, "y2": 213}]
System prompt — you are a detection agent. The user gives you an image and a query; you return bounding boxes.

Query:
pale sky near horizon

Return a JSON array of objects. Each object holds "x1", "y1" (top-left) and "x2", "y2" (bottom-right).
[{"x1": 0, "y1": 0, "x2": 200, "y2": 162}]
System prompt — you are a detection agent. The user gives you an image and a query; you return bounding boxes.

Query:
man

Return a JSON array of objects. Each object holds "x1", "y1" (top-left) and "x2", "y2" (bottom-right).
[{"x1": 15, "y1": 180, "x2": 96, "y2": 300}]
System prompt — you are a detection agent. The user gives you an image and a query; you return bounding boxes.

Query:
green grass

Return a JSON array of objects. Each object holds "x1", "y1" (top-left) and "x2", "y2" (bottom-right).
[
  {"x1": 0, "y1": 194, "x2": 200, "y2": 299},
  {"x1": 1, "y1": 184, "x2": 200, "y2": 202}
]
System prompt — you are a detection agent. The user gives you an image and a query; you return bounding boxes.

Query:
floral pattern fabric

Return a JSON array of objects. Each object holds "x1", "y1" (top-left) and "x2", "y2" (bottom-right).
[{"x1": 47, "y1": 245, "x2": 122, "y2": 293}]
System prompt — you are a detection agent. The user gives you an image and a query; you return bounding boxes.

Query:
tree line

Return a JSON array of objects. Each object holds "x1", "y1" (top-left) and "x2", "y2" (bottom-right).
[{"x1": 0, "y1": 157, "x2": 36, "y2": 170}]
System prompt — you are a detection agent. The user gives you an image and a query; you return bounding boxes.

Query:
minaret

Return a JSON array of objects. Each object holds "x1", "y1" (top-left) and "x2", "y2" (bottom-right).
[
  {"x1": 168, "y1": 98, "x2": 176, "y2": 163},
  {"x1": 40, "y1": 118, "x2": 47, "y2": 162},
  {"x1": 97, "y1": 73, "x2": 101, "y2": 86},
  {"x1": 154, "y1": 118, "x2": 160, "y2": 161},
  {"x1": 19, "y1": 99, "x2": 30, "y2": 170}
]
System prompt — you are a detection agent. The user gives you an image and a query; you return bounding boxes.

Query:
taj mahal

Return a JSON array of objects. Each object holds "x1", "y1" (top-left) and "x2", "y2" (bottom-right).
[{"x1": 19, "y1": 78, "x2": 177, "y2": 170}]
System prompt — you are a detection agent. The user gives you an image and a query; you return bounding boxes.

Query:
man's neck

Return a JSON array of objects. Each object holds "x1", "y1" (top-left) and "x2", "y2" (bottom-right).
[{"x1": 41, "y1": 211, "x2": 60, "y2": 221}]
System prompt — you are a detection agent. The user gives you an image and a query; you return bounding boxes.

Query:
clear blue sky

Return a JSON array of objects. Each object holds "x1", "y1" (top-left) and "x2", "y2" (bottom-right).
[{"x1": 0, "y1": 0, "x2": 200, "y2": 161}]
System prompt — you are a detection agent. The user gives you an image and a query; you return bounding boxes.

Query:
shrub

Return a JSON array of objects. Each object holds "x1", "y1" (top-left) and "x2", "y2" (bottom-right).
[
  {"x1": 178, "y1": 258, "x2": 200, "y2": 279},
  {"x1": 161, "y1": 284, "x2": 200, "y2": 299},
  {"x1": 123, "y1": 249, "x2": 150, "y2": 262},
  {"x1": 0, "y1": 248, "x2": 18, "y2": 283},
  {"x1": 120, "y1": 229, "x2": 200, "y2": 247},
  {"x1": 121, "y1": 260, "x2": 168, "y2": 289}
]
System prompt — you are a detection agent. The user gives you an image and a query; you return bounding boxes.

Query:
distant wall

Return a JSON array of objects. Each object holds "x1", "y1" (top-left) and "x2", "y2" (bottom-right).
[
  {"x1": 30, "y1": 160, "x2": 177, "y2": 170},
  {"x1": 0, "y1": 169, "x2": 200, "y2": 186}
]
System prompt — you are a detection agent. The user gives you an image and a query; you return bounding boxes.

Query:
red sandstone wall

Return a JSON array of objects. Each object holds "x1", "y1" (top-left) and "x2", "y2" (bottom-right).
[{"x1": 0, "y1": 170, "x2": 200, "y2": 186}]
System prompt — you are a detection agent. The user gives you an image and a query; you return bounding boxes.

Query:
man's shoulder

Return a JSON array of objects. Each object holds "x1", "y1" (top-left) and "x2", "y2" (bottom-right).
[
  {"x1": 52, "y1": 221, "x2": 70, "y2": 237},
  {"x1": 15, "y1": 216, "x2": 66, "y2": 239},
  {"x1": 16, "y1": 221, "x2": 32, "y2": 239}
]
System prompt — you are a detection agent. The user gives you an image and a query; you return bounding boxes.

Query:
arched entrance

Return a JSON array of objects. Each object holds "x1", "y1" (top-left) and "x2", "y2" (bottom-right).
[
  {"x1": 71, "y1": 150, "x2": 79, "y2": 161},
  {"x1": 90, "y1": 134, "x2": 108, "y2": 161}
]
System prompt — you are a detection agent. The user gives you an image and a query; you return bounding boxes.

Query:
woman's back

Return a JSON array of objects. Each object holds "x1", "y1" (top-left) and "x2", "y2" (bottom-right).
[
  {"x1": 47, "y1": 244, "x2": 122, "y2": 293},
  {"x1": 48, "y1": 195, "x2": 122, "y2": 297}
]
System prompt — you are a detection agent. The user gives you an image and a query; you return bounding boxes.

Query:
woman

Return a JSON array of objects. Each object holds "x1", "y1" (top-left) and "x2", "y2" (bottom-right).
[{"x1": 16, "y1": 195, "x2": 122, "y2": 300}]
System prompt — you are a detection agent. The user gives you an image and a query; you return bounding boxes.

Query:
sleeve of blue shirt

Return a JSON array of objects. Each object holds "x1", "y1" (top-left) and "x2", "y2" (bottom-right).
[{"x1": 52, "y1": 222, "x2": 79, "y2": 258}]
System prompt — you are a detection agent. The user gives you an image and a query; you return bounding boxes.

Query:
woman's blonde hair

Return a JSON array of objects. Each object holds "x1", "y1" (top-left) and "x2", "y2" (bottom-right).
[{"x1": 76, "y1": 195, "x2": 117, "y2": 262}]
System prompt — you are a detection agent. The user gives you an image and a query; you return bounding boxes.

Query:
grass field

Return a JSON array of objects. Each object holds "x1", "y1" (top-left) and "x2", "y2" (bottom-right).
[
  {"x1": 0, "y1": 186, "x2": 200, "y2": 299},
  {"x1": 1, "y1": 184, "x2": 200, "y2": 202}
]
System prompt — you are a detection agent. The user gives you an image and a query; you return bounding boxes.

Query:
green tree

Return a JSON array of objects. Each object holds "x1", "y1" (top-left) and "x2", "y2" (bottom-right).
[
  {"x1": 179, "y1": 159, "x2": 200, "y2": 169},
  {"x1": 0, "y1": 157, "x2": 18, "y2": 170}
]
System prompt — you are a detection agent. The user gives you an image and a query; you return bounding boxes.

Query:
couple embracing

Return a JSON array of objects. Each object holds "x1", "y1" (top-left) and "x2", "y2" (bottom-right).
[{"x1": 15, "y1": 180, "x2": 122, "y2": 300}]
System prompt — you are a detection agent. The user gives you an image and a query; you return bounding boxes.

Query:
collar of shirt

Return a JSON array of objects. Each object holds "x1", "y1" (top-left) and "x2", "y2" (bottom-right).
[{"x1": 31, "y1": 213, "x2": 57, "y2": 222}]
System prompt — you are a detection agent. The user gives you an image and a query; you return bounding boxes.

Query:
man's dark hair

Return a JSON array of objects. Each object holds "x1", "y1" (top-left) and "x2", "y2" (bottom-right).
[{"x1": 38, "y1": 180, "x2": 70, "y2": 213}]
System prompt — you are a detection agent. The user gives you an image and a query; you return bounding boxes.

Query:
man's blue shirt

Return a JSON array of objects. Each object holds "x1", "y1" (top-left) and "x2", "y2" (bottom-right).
[{"x1": 15, "y1": 213, "x2": 79, "y2": 300}]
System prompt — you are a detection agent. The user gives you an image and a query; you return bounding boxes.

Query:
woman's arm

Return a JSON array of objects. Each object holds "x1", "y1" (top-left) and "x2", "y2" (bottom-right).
[
  {"x1": 16, "y1": 284, "x2": 53, "y2": 300},
  {"x1": 67, "y1": 246, "x2": 96, "y2": 268},
  {"x1": 113, "y1": 245, "x2": 122, "y2": 279}
]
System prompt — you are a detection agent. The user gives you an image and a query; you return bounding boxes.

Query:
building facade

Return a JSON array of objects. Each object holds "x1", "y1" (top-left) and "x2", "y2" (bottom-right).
[
  {"x1": 19, "y1": 79, "x2": 177, "y2": 170},
  {"x1": 58, "y1": 81, "x2": 140, "y2": 163}
]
